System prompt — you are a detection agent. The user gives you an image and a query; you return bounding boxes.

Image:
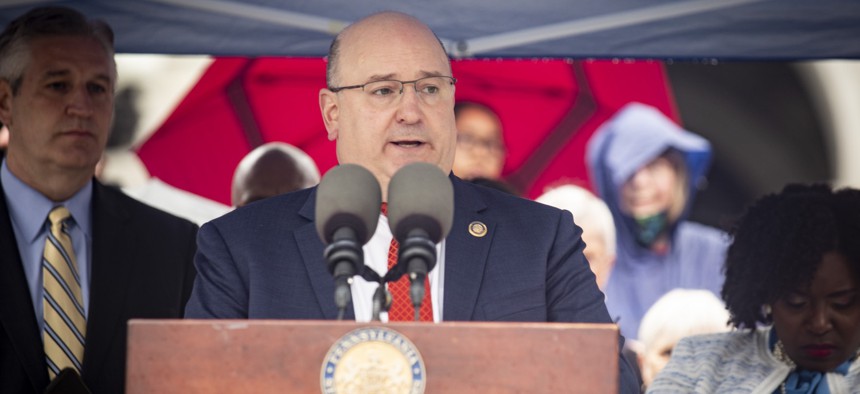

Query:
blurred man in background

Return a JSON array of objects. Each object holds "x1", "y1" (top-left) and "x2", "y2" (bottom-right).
[
  {"x1": 231, "y1": 141, "x2": 320, "y2": 207},
  {"x1": 452, "y1": 101, "x2": 506, "y2": 181}
]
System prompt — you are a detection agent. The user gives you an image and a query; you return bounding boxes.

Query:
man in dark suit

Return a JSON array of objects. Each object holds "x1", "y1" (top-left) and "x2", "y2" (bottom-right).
[
  {"x1": 185, "y1": 11, "x2": 638, "y2": 392},
  {"x1": 0, "y1": 7, "x2": 197, "y2": 393}
]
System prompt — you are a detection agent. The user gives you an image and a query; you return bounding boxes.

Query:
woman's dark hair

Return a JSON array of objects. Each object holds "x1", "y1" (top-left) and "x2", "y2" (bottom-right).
[{"x1": 722, "y1": 183, "x2": 860, "y2": 329}]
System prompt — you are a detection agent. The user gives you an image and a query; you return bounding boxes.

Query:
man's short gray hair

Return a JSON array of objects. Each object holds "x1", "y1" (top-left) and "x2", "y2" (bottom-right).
[{"x1": 0, "y1": 6, "x2": 115, "y2": 94}]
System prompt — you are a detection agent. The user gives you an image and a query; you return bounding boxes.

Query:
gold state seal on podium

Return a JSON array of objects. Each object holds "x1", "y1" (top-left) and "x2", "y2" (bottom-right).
[{"x1": 321, "y1": 326, "x2": 426, "y2": 394}]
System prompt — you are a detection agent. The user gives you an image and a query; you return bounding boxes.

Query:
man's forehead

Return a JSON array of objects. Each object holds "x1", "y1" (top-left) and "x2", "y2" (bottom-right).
[
  {"x1": 28, "y1": 37, "x2": 115, "y2": 80},
  {"x1": 338, "y1": 47, "x2": 449, "y2": 82},
  {"x1": 31, "y1": 35, "x2": 110, "y2": 54}
]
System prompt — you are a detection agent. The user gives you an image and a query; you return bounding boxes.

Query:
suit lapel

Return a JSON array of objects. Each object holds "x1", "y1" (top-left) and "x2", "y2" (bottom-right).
[
  {"x1": 82, "y1": 182, "x2": 133, "y2": 379},
  {"x1": 0, "y1": 181, "x2": 49, "y2": 391},
  {"x1": 295, "y1": 188, "x2": 355, "y2": 320},
  {"x1": 443, "y1": 176, "x2": 494, "y2": 321}
]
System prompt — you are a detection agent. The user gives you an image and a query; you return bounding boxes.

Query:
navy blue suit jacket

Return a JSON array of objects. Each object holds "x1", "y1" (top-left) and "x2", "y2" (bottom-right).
[
  {"x1": 185, "y1": 175, "x2": 639, "y2": 391},
  {"x1": 0, "y1": 180, "x2": 198, "y2": 394}
]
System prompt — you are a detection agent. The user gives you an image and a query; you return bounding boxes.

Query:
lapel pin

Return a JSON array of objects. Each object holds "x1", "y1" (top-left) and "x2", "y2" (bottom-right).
[{"x1": 468, "y1": 221, "x2": 488, "y2": 237}]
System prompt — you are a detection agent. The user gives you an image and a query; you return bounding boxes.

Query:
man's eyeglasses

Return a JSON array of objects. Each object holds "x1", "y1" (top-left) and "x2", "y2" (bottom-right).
[{"x1": 329, "y1": 76, "x2": 456, "y2": 109}]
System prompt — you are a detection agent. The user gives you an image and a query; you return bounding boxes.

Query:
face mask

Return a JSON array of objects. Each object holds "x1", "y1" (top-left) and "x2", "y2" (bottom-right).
[{"x1": 632, "y1": 212, "x2": 668, "y2": 248}]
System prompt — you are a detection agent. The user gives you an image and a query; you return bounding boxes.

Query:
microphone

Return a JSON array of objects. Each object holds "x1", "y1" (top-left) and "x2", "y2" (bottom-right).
[
  {"x1": 315, "y1": 164, "x2": 381, "y2": 320},
  {"x1": 387, "y1": 163, "x2": 454, "y2": 320}
]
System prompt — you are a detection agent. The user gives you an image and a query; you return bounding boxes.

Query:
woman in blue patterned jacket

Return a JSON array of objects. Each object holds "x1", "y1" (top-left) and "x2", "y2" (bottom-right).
[{"x1": 648, "y1": 184, "x2": 860, "y2": 393}]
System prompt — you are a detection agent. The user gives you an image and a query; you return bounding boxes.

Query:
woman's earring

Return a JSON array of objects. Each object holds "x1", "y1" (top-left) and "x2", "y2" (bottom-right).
[{"x1": 761, "y1": 304, "x2": 772, "y2": 319}]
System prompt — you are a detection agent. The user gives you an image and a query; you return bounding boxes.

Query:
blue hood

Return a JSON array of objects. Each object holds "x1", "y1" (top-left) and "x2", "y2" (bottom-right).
[
  {"x1": 585, "y1": 102, "x2": 727, "y2": 340},
  {"x1": 586, "y1": 102, "x2": 712, "y2": 229}
]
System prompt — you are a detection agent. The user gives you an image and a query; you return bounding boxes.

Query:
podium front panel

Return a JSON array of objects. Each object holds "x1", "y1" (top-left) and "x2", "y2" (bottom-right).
[{"x1": 127, "y1": 320, "x2": 618, "y2": 393}]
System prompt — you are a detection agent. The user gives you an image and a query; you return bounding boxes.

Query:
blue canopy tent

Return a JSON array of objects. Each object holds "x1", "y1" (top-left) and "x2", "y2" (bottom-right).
[{"x1": 1, "y1": 0, "x2": 859, "y2": 59}]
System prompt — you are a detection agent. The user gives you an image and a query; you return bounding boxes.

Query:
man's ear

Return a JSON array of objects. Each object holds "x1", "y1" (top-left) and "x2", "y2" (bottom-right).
[
  {"x1": 0, "y1": 79, "x2": 13, "y2": 127},
  {"x1": 319, "y1": 89, "x2": 339, "y2": 141}
]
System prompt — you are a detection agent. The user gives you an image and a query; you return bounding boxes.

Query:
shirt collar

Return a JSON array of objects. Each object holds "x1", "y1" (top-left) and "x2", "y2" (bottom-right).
[{"x1": 1, "y1": 158, "x2": 93, "y2": 242}]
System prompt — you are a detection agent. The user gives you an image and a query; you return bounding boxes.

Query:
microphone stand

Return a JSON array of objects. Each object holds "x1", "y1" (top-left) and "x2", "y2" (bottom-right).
[
  {"x1": 371, "y1": 286, "x2": 389, "y2": 321},
  {"x1": 323, "y1": 227, "x2": 363, "y2": 320},
  {"x1": 361, "y1": 269, "x2": 389, "y2": 322}
]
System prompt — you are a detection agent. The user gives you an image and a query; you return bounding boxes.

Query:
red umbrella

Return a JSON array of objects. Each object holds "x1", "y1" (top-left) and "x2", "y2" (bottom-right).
[{"x1": 137, "y1": 58, "x2": 676, "y2": 204}]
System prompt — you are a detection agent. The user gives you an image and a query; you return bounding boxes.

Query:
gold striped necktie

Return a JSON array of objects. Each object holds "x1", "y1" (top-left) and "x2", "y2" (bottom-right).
[{"x1": 42, "y1": 206, "x2": 86, "y2": 378}]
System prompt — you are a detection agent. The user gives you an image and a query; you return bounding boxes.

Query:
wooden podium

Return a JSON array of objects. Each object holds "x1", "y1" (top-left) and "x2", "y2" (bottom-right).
[{"x1": 126, "y1": 320, "x2": 618, "y2": 393}]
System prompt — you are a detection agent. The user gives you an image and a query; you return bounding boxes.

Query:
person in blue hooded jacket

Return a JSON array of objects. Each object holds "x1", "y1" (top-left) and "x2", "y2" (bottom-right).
[{"x1": 586, "y1": 102, "x2": 729, "y2": 341}]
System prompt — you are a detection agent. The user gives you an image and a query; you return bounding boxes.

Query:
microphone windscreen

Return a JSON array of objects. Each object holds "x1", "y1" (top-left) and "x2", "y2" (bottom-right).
[
  {"x1": 387, "y1": 162, "x2": 454, "y2": 243},
  {"x1": 315, "y1": 164, "x2": 382, "y2": 244}
]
